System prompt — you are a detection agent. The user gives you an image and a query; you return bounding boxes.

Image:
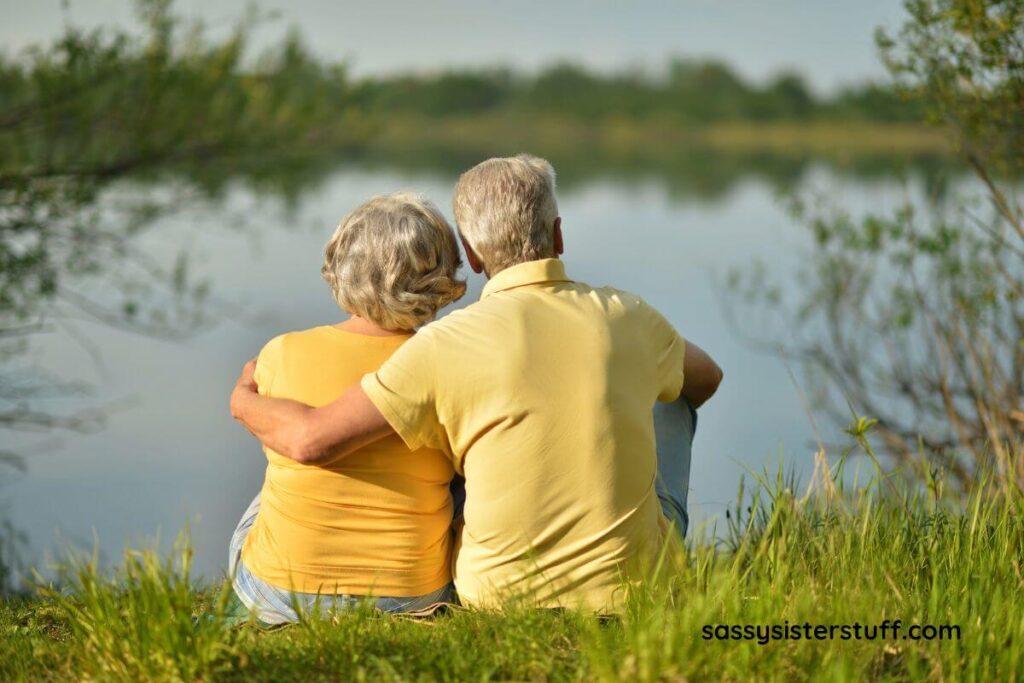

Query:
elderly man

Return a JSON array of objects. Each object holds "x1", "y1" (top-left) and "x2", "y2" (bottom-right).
[{"x1": 230, "y1": 154, "x2": 723, "y2": 612}]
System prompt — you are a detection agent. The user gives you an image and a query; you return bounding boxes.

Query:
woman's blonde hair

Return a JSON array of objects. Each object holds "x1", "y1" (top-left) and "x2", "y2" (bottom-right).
[{"x1": 321, "y1": 193, "x2": 467, "y2": 330}]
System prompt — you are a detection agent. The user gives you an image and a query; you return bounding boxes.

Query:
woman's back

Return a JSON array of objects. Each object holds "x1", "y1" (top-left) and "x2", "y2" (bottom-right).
[{"x1": 241, "y1": 325, "x2": 454, "y2": 597}]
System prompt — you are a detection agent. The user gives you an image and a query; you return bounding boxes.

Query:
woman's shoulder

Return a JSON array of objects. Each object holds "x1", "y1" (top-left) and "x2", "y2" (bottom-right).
[
  {"x1": 253, "y1": 326, "x2": 371, "y2": 394},
  {"x1": 259, "y1": 324, "x2": 414, "y2": 363},
  {"x1": 255, "y1": 326, "x2": 336, "y2": 365}
]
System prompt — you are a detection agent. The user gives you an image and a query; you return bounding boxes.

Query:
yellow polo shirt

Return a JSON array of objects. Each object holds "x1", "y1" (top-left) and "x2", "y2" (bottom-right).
[{"x1": 361, "y1": 258, "x2": 686, "y2": 611}]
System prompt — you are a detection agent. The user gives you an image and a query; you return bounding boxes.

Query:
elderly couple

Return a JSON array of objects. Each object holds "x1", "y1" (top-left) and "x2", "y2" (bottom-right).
[{"x1": 229, "y1": 154, "x2": 723, "y2": 623}]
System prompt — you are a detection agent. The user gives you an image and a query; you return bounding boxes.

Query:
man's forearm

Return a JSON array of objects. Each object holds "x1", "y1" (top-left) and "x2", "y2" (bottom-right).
[
  {"x1": 230, "y1": 360, "x2": 396, "y2": 464},
  {"x1": 230, "y1": 384, "x2": 325, "y2": 462}
]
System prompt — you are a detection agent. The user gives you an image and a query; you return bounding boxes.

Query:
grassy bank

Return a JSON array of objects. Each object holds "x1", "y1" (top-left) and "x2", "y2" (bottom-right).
[{"x1": 2, "y1": 435, "x2": 1021, "y2": 681}]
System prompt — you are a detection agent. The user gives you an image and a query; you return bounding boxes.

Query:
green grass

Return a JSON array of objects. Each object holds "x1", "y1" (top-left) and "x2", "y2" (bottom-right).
[{"x1": 2, "y1": 429, "x2": 1022, "y2": 682}]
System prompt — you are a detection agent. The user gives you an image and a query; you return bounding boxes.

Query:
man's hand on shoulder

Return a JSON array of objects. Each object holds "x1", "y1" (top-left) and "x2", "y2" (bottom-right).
[
  {"x1": 230, "y1": 358, "x2": 259, "y2": 423},
  {"x1": 228, "y1": 358, "x2": 395, "y2": 465},
  {"x1": 238, "y1": 357, "x2": 258, "y2": 392}
]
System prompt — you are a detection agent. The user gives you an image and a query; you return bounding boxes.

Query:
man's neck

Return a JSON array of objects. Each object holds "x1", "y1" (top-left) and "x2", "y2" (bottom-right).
[{"x1": 485, "y1": 254, "x2": 559, "y2": 279}]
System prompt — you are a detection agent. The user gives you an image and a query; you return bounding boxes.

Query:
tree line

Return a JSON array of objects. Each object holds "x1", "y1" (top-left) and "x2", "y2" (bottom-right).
[{"x1": 353, "y1": 61, "x2": 923, "y2": 124}]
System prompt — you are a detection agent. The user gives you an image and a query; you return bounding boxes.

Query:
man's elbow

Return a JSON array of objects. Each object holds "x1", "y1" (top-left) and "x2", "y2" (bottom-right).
[
  {"x1": 703, "y1": 363, "x2": 725, "y2": 401},
  {"x1": 686, "y1": 363, "x2": 724, "y2": 408},
  {"x1": 710, "y1": 363, "x2": 724, "y2": 393},
  {"x1": 283, "y1": 421, "x2": 330, "y2": 465}
]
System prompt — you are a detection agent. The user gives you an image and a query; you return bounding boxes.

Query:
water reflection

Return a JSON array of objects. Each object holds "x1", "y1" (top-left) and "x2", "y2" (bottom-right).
[{"x1": 353, "y1": 146, "x2": 958, "y2": 203}]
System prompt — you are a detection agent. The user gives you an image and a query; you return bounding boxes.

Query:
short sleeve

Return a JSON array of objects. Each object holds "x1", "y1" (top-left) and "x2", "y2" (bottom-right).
[
  {"x1": 644, "y1": 302, "x2": 686, "y2": 403},
  {"x1": 360, "y1": 333, "x2": 445, "y2": 452},
  {"x1": 254, "y1": 334, "x2": 286, "y2": 398}
]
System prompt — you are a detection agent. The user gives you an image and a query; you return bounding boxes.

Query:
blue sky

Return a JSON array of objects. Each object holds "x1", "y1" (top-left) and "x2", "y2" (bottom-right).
[{"x1": 1, "y1": 0, "x2": 910, "y2": 93}]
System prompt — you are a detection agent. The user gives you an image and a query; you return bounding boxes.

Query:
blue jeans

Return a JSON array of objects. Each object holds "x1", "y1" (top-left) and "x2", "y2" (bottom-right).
[
  {"x1": 653, "y1": 397, "x2": 696, "y2": 537},
  {"x1": 449, "y1": 397, "x2": 696, "y2": 536},
  {"x1": 228, "y1": 495, "x2": 454, "y2": 625}
]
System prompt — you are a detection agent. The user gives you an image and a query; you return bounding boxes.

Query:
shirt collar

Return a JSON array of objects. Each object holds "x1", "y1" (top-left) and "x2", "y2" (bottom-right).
[{"x1": 480, "y1": 258, "x2": 572, "y2": 299}]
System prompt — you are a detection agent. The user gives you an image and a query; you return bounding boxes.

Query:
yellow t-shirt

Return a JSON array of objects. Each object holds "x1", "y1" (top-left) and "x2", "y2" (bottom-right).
[
  {"x1": 242, "y1": 326, "x2": 454, "y2": 596},
  {"x1": 361, "y1": 258, "x2": 686, "y2": 612}
]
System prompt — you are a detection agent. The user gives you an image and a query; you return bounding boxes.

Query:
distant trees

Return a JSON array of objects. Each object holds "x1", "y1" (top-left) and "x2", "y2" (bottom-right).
[
  {"x1": 355, "y1": 69, "x2": 514, "y2": 117},
  {"x1": 354, "y1": 58, "x2": 923, "y2": 124}
]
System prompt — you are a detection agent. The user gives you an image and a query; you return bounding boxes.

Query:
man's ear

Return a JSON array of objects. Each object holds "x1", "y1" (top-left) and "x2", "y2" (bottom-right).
[
  {"x1": 553, "y1": 217, "x2": 564, "y2": 256},
  {"x1": 460, "y1": 236, "x2": 485, "y2": 274}
]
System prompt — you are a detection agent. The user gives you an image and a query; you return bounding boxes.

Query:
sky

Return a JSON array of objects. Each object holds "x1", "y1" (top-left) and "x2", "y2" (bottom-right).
[{"x1": 1, "y1": 0, "x2": 910, "y2": 94}]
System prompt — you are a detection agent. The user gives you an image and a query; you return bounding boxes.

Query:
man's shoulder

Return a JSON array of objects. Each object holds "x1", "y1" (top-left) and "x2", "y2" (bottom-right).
[
  {"x1": 403, "y1": 301, "x2": 514, "y2": 363},
  {"x1": 568, "y1": 281, "x2": 654, "y2": 317},
  {"x1": 588, "y1": 283, "x2": 645, "y2": 306},
  {"x1": 413, "y1": 305, "x2": 484, "y2": 343},
  {"x1": 570, "y1": 282, "x2": 679, "y2": 339},
  {"x1": 413, "y1": 283, "x2": 661, "y2": 338}
]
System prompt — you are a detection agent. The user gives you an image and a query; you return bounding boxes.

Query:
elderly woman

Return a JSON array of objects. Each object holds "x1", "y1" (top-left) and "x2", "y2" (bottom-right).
[{"x1": 227, "y1": 193, "x2": 466, "y2": 624}]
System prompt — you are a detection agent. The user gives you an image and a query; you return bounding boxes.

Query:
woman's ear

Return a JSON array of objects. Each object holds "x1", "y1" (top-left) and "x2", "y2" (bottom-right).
[
  {"x1": 460, "y1": 236, "x2": 485, "y2": 274},
  {"x1": 553, "y1": 217, "x2": 564, "y2": 256}
]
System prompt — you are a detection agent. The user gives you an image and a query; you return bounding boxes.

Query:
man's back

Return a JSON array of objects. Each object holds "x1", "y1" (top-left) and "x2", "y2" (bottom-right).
[{"x1": 362, "y1": 258, "x2": 686, "y2": 611}]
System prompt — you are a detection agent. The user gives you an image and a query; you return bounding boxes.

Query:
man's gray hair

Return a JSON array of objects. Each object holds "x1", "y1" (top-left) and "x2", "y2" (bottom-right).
[{"x1": 452, "y1": 154, "x2": 559, "y2": 274}]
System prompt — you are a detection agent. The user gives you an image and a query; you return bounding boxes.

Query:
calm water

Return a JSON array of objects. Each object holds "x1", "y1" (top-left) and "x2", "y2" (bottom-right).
[{"x1": 2, "y1": 161, "x2": 954, "y2": 581}]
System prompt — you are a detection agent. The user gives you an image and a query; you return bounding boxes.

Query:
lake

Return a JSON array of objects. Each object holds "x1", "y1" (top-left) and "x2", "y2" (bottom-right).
[{"x1": 0, "y1": 156, "x2": 959, "y2": 582}]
